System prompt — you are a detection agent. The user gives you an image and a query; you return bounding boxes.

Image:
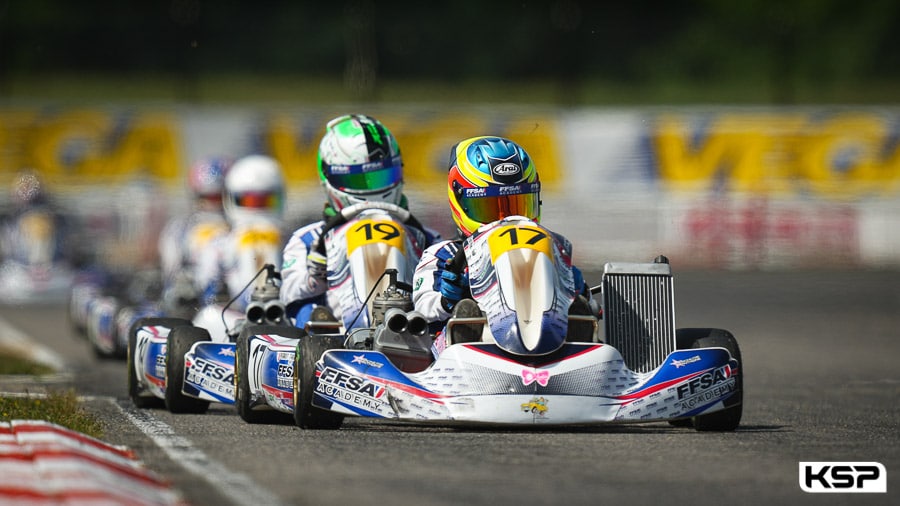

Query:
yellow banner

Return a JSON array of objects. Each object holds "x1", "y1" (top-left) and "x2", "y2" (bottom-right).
[{"x1": 653, "y1": 112, "x2": 900, "y2": 198}]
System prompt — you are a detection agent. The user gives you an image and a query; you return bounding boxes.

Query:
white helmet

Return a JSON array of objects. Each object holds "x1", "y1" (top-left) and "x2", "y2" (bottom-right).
[
  {"x1": 223, "y1": 154, "x2": 285, "y2": 223},
  {"x1": 317, "y1": 114, "x2": 404, "y2": 210}
]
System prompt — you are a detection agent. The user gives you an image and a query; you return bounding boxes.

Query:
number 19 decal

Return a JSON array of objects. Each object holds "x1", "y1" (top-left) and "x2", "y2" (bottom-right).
[
  {"x1": 346, "y1": 219, "x2": 407, "y2": 255},
  {"x1": 487, "y1": 225, "x2": 553, "y2": 262}
]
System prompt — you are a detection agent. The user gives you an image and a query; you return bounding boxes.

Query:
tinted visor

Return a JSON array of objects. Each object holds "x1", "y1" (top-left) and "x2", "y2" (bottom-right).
[
  {"x1": 324, "y1": 156, "x2": 402, "y2": 193},
  {"x1": 232, "y1": 191, "x2": 282, "y2": 210},
  {"x1": 455, "y1": 182, "x2": 541, "y2": 224}
]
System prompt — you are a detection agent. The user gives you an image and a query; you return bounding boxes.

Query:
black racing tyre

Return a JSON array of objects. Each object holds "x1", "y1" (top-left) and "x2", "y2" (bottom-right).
[
  {"x1": 235, "y1": 325, "x2": 301, "y2": 424},
  {"x1": 67, "y1": 291, "x2": 87, "y2": 339},
  {"x1": 127, "y1": 317, "x2": 190, "y2": 409},
  {"x1": 165, "y1": 324, "x2": 212, "y2": 414},
  {"x1": 87, "y1": 298, "x2": 117, "y2": 360},
  {"x1": 674, "y1": 328, "x2": 743, "y2": 432},
  {"x1": 293, "y1": 334, "x2": 345, "y2": 430},
  {"x1": 111, "y1": 306, "x2": 139, "y2": 360}
]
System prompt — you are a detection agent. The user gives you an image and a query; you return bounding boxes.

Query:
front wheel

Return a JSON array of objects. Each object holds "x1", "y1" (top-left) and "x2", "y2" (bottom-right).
[
  {"x1": 235, "y1": 325, "x2": 300, "y2": 424},
  {"x1": 674, "y1": 328, "x2": 743, "y2": 432},
  {"x1": 127, "y1": 317, "x2": 190, "y2": 409},
  {"x1": 165, "y1": 325, "x2": 212, "y2": 414},
  {"x1": 293, "y1": 335, "x2": 345, "y2": 430}
]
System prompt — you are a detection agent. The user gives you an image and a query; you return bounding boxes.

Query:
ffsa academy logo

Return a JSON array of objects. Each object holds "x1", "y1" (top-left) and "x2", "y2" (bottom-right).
[{"x1": 799, "y1": 462, "x2": 887, "y2": 493}]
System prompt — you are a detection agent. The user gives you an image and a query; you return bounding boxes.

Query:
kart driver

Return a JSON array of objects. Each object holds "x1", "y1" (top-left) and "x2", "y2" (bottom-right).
[
  {"x1": 279, "y1": 114, "x2": 440, "y2": 330},
  {"x1": 157, "y1": 157, "x2": 230, "y2": 313},
  {"x1": 1, "y1": 170, "x2": 72, "y2": 268},
  {"x1": 194, "y1": 154, "x2": 286, "y2": 311},
  {"x1": 412, "y1": 136, "x2": 593, "y2": 358}
]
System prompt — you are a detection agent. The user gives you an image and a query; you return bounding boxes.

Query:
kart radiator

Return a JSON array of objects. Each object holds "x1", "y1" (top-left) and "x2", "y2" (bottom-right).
[{"x1": 601, "y1": 261, "x2": 676, "y2": 373}]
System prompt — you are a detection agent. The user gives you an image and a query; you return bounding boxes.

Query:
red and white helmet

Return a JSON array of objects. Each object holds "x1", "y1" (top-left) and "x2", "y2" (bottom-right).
[{"x1": 188, "y1": 157, "x2": 230, "y2": 207}]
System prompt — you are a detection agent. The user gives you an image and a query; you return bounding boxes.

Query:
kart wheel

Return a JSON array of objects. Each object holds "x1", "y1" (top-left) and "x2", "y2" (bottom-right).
[
  {"x1": 67, "y1": 291, "x2": 87, "y2": 339},
  {"x1": 293, "y1": 334, "x2": 345, "y2": 430},
  {"x1": 165, "y1": 325, "x2": 212, "y2": 414},
  {"x1": 235, "y1": 325, "x2": 300, "y2": 424},
  {"x1": 111, "y1": 306, "x2": 139, "y2": 360},
  {"x1": 87, "y1": 298, "x2": 118, "y2": 360},
  {"x1": 675, "y1": 328, "x2": 743, "y2": 432},
  {"x1": 127, "y1": 317, "x2": 189, "y2": 409}
]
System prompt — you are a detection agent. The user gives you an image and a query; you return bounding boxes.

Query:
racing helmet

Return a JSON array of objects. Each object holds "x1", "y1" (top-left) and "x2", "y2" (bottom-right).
[
  {"x1": 447, "y1": 136, "x2": 541, "y2": 237},
  {"x1": 223, "y1": 154, "x2": 285, "y2": 223},
  {"x1": 188, "y1": 157, "x2": 230, "y2": 206},
  {"x1": 317, "y1": 114, "x2": 404, "y2": 210}
]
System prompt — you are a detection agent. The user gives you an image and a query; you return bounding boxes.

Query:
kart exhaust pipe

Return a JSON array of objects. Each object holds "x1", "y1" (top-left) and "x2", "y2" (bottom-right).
[
  {"x1": 247, "y1": 301, "x2": 266, "y2": 324},
  {"x1": 405, "y1": 311, "x2": 428, "y2": 337},
  {"x1": 247, "y1": 300, "x2": 286, "y2": 325},
  {"x1": 385, "y1": 307, "x2": 409, "y2": 334},
  {"x1": 385, "y1": 308, "x2": 428, "y2": 337},
  {"x1": 264, "y1": 300, "x2": 286, "y2": 325}
]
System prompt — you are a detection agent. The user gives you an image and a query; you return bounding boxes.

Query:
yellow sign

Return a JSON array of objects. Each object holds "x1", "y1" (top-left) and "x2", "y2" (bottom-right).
[
  {"x1": 345, "y1": 219, "x2": 406, "y2": 256},
  {"x1": 0, "y1": 109, "x2": 181, "y2": 184},
  {"x1": 653, "y1": 112, "x2": 900, "y2": 199},
  {"x1": 486, "y1": 224, "x2": 553, "y2": 264}
]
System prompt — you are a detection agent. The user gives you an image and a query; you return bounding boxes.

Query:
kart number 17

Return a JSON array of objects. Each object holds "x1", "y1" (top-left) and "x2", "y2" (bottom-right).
[{"x1": 487, "y1": 225, "x2": 553, "y2": 261}]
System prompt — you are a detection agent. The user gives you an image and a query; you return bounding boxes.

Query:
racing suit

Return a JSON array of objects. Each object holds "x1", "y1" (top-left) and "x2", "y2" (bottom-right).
[
  {"x1": 280, "y1": 203, "x2": 441, "y2": 330},
  {"x1": 158, "y1": 209, "x2": 229, "y2": 307},
  {"x1": 412, "y1": 217, "x2": 592, "y2": 358},
  {"x1": 0, "y1": 203, "x2": 70, "y2": 268},
  {"x1": 194, "y1": 215, "x2": 284, "y2": 312}
]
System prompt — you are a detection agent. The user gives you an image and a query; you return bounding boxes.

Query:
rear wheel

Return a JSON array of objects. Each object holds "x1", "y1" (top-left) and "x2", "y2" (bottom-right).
[
  {"x1": 674, "y1": 328, "x2": 743, "y2": 432},
  {"x1": 165, "y1": 325, "x2": 212, "y2": 414},
  {"x1": 293, "y1": 335, "x2": 345, "y2": 430},
  {"x1": 235, "y1": 325, "x2": 300, "y2": 424},
  {"x1": 127, "y1": 317, "x2": 190, "y2": 409}
]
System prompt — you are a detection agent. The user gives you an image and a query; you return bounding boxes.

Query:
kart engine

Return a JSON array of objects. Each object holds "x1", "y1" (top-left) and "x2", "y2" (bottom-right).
[{"x1": 350, "y1": 269, "x2": 433, "y2": 373}]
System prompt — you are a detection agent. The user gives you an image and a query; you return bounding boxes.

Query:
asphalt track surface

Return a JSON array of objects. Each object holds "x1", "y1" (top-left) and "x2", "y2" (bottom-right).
[{"x1": 1, "y1": 269, "x2": 898, "y2": 506}]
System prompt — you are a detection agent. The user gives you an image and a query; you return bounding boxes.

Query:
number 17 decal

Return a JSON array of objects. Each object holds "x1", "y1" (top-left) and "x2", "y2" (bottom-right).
[{"x1": 487, "y1": 225, "x2": 553, "y2": 262}]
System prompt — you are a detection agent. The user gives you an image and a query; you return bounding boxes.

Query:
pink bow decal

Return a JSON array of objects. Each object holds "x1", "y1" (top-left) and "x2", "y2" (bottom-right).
[{"x1": 521, "y1": 369, "x2": 550, "y2": 387}]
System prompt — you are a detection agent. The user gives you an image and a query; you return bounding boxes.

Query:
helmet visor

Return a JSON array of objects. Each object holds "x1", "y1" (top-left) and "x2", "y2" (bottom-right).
[
  {"x1": 455, "y1": 182, "x2": 541, "y2": 225},
  {"x1": 323, "y1": 156, "x2": 402, "y2": 193},
  {"x1": 232, "y1": 191, "x2": 282, "y2": 210}
]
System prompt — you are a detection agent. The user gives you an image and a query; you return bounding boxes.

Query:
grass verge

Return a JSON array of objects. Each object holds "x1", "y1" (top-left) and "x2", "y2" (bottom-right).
[
  {"x1": 1, "y1": 349, "x2": 104, "y2": 439},
  {"x1": 0, "y1": 349, "x2": 56, "y2": 375}
]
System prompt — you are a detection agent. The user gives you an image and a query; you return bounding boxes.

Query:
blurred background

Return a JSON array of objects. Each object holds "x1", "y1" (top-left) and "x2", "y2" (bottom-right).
[{"x1": 1, "y1": 0, "x2": 899, "y2": 283}]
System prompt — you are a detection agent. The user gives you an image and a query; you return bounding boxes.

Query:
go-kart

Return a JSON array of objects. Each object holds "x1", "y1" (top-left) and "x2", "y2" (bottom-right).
[
  {"x1": 69, "y1": 269, "x2": 165, "y2": 359},
  {"x1": 292, "y1": 216, "x2": 743, "y2": 431},
  {"x1": 126, "y1": 219, "x2": 284, "y2": 413},
  {"x1": 232, "y1": 202, "x2": 429, "y2": 423},
  {"x1": 0, "y1": 206, "x2": 76, "y2": 305}
]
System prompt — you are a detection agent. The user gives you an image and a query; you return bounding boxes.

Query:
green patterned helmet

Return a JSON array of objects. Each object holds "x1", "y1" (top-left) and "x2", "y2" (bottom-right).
[{"x1": 317, "y1": 114, "x2": 404, "y2": 210}]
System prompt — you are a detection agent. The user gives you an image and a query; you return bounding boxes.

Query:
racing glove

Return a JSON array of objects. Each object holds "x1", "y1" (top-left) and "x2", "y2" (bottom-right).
[
  {"x1": 572, "y1": 265, "x2": 588, "y2": 296},
  {"x1": 306, "y1": 250, "x2": 327, "y2": 282},
  {"x1": 439, "y1": 269, "x2": 468, "y2": 313}
]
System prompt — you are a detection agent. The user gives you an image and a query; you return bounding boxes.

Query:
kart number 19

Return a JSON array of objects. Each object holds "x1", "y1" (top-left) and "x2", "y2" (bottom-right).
[{"x1": 347, "y1": 219, "x2": 407, "y2": 255}]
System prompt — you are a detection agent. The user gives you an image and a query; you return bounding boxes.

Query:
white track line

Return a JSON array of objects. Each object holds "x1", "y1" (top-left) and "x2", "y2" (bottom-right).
[
  {"x1": 112, "y1": 399, "x2": 285, "y2": 506},
  {"x1": 0, "y1": 316, "x2": 67, "y2": 371}
]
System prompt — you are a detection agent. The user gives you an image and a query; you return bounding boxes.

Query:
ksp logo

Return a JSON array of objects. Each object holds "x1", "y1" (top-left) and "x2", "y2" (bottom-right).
[{"x1": 799, "y1": 462, "x2": 886, "y2": 493}]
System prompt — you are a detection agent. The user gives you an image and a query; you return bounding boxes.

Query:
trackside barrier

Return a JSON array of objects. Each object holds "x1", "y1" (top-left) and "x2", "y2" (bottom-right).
[{"x1": 0, "y1": 420, "x2": 185, "y2": 505}]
